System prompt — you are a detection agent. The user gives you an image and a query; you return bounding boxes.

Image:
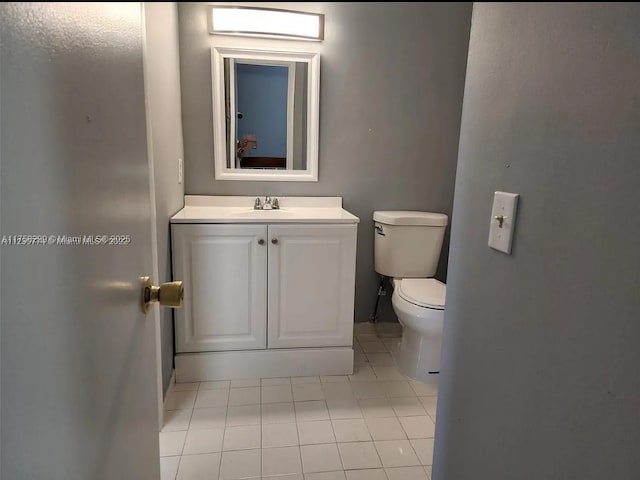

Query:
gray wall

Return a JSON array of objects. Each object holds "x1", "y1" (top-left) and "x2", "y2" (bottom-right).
[
  {"x1": 178, "y1": 2, "x2": 472, "y2": 322},
  {"x1": 144, "y1": 3, "x2": 186, "y2": 395},
  {"x1": 435, "y1": 3, "x2": 640, "y2": 479}
]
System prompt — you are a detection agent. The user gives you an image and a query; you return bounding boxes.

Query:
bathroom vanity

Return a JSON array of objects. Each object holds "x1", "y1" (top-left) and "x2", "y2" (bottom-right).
[{"x1": 171, "y1": 196, "x2": 359, "y2": 381}]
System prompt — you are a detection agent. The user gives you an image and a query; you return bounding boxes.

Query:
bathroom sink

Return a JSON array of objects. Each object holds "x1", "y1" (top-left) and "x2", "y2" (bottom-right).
[
  {"x1": 170, "y1": 196, "x2": 360, "y2": 224},
  {"x1": 226, "y1": 208, "x2": 300, "y2": 219}
]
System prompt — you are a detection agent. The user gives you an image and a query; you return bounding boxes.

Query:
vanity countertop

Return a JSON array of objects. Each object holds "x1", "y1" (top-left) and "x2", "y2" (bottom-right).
[{"x1": 171, "y1": 196, "x2": 360, "y2": 224}]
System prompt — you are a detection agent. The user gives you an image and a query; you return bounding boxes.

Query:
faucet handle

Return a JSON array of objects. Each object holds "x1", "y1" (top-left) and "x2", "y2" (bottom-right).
[
  {"x1": 254, "y1": 197, "x2": 263, "y2": 210},
  {"x1": 272, "y1": 198, "x2": 280, "y2": 209}
]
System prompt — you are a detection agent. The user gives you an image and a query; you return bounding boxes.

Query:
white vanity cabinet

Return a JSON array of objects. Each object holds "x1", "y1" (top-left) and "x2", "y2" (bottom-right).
[
  {"x1": 170, "y1": 196, "x2": 359, "y2": 381},
  {"x1": 172, "y1": 223, "x2": 356, "y2": 353}
]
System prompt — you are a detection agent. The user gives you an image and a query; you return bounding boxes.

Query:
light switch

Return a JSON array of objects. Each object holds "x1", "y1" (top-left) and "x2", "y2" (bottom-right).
[{"x1": 488, "y1": 191, "x2": 519, "y2": 254}]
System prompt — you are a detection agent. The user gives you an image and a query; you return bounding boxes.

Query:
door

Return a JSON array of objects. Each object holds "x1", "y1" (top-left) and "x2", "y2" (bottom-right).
[
  {"x1": 268, "y1": 224, "x2": 357, "y2": 348},
  {"x1": 173, "y1": 224, "x2": 268, "y2": 352},
  {"x1": 1, "y1": 4, "x2": 160, "y2": 480}
]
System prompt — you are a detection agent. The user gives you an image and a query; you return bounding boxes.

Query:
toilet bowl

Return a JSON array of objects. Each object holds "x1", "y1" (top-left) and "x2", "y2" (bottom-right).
[{"x1": 391, "y1": 278, "x2": 445, "y2": 382}]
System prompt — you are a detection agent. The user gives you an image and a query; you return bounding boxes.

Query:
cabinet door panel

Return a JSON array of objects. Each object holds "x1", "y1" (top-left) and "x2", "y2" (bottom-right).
[
  {"x1": 268, "y1": 224, "x2": 356, "y2": 348},
  {"x1": 173, "y1": 224, "x2": 267, "y2": 352}
]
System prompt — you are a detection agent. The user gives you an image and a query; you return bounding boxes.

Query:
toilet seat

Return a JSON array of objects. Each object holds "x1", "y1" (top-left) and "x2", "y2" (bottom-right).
[{"x1": 396, "y1": 278, "x2": 446, "y2": 310}]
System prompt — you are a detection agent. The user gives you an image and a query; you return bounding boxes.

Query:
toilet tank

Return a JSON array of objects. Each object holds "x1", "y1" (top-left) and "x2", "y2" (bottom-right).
[{"x1": 374, "y1": 211, "x2": 448, "y2": 278}]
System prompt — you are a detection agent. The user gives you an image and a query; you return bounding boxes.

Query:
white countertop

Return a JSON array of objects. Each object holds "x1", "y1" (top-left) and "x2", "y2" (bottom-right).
[{"x1": 171, "y1": 196, "x2": 360, "y2": 224}]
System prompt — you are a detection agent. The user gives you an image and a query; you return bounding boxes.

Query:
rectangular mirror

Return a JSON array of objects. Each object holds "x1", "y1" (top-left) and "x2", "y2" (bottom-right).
[{"x1": 212, "y1": 47, "x2": 320, "y2": 181}]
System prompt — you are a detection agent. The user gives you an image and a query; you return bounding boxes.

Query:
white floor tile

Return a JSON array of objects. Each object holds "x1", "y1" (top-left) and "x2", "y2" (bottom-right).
[
  {"x1": 228, "y1": 387, "x2": 261, "y2": 406},
  {"x1": 261, "y1": 385, "x2": 293, "y2": 403},
  {"x1": 227, "y1": 404, "x2": 261, "y2": 426},
  {"x1": 300, "y1": 443, "x2": 343, "y2": 473},
  {"x1": 331, "y1": 418, "x2": 371, "y2": 442},
  {"x1": 195, "y1": 389, "x2": 228, "y2": 409},
  {"x1": 219, "y1": 448, "x2": 261, "y2": 480},
  {"x1": 326, "y1": 398, "x2": 363, "y2": 420},
  {"x1": 171, "y1": 382, "x2": 199, "y2": 392},
  {"x1": 399, "y1": 416, "x2": 435, "y2": 439},
  {"x1": 365, "y1": 417, "x2": 407, "y2": 441},
  {"x1": 322, "y1": 382, "x2": 355, "y2": 400},
  {"x1": 353, "y1": 322, "x2": 377, "y2": 334},
  {"x1": 345, "y1": 469, "x2": 388, "y2": 480},
  {"x1": 305, "y1": 471, "x2": 347, "y2": 480},
  {"x1": 297, "y1": 420, "x2": 336, "y2": 445},
  {"x1": 262, "y1": 446, "x2": 302, "y2": 476},
  {"x1": 176, "y1": 453, "x2": 221, "y2": 480},
  {"x1": 410, "y1": 439, "x2": 434, "y2": 466},
  {"x1": 230, "y1": 379, "x2": 260, "y2": 388},
  {"x1": 360, "y1": 341, "x2": 388, "y2": 353},
  {"x1": 261, "y1": 377, "x2": 291, "y2": 386},
  {"x1": 424, "y1": 465, "x2": 432, "y2": 479},
  {"x1": 356, "y1": 333, "x2": 379, "y2": 342},
  {"x1": 190, "y1": 407, "x2": 227, "y2": 430},
  {"x1": 262, "y1": 402, "x2": 296, "y2": 424},
  {"x1": 338, "y1": 442, "x2": 382, "y2": 470},
  {"x1": 418, "y1": 396, "x2": 437, "y2": 417},
  {"x1": 385, "y1": 466, "x2": 428, "y2": 480},
  {"x1": 389, "y1": 397, "x2": 427, "y2": 417},
  {"x1": 354, "y1": 353, "x2": 369, "y2": 367},
  {"x1": 366, "y1": 353, "x2": 395, "y2": 366},
  {"x1": 293, "y1": 383, "x2": 325, "y2": 401},
  {"x1": 199, "y1": 380, "x2": 230, "y2": 390},
  {"x1": 160, "y1": 456, "x2": 180, "y2": 480},
  {"x1": 165, "y1": 391, "x2": 198, "y2": 411},
  {"x1": 358, "y1": 398, "x2": 395, "y2": 418},
  {"x1": 262, "y1": 422, "x2": 299, "y2": 448},
  {"x1": 372, "y1": 366, "x2": 405, "y2": 381},
  {"x1": 348, "y1": 365, "x2": 377, "y2": 382},
  {"x1": 374, "y1": 440, "x2": 420, "y2": 468},
  {"x1": 408, "y1": 381, "x2": 437, "y2": 397},
  {"x1": 183, "y1": 428, "x2": 224, "y2": 455},
  {"x1": 351, "y1": 381, "x2": 386, "y2": 399},
  {"x1": 223, "y1": 425, "x2": 261, "y2": 451},
  {"x1": 162, "y1": 409, "x2": 192, "y2": 432},
  {"x1": 379, "y1": 381, "x2": 416, "y2": 398},
  {"x1": 294, "y1": 401, "x2": 330, "y2": 422},
  {"x1": 271, "y1": 475, "x2": 303, "y2": 480},
  {"x1": 160, "y1": 431, "x2": 187, "y2": 457},
  {"x1": 291, "y1": 376, "x2": 320, "y2": 384},
  {"x1": 320, "y1": 375, "x2": 350, "y2": 383}
]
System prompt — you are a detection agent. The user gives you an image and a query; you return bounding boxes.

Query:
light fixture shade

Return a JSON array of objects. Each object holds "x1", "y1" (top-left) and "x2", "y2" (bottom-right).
[{"x1": 209, "y1": 6, "x2": 324, "y2": 41}]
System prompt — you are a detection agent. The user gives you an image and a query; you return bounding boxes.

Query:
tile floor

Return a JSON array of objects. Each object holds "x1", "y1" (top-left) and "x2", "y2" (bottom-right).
[{"x1": 160, "y1": 322, "x2": 438, "y2": 480}]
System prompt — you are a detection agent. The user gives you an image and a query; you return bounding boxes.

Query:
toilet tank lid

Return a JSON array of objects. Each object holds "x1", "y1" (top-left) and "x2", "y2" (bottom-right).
[{"x1": 373, "y1": 211, "x2": 448, "y2": 226}]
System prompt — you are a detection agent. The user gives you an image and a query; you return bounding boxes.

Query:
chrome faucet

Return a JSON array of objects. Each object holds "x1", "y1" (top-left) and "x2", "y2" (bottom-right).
[{"x1": 254, "y1": 196, "x2": 280, "y2": 210}]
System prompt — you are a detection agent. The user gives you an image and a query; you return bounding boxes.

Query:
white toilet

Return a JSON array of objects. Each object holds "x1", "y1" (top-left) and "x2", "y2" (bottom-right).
[{"x1": 373, "y1": 211, "x2": 448, "y2": 383}]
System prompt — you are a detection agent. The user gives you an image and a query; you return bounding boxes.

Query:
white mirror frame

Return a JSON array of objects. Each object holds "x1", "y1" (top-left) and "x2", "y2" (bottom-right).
[{"x1": 212, "y1": 46, "x2": 320, "y2": 182}]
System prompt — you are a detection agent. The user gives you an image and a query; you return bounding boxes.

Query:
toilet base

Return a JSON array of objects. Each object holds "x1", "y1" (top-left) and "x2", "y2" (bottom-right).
[{"x1": 391, "y1": 326, "x2": 441, "y2": 384}]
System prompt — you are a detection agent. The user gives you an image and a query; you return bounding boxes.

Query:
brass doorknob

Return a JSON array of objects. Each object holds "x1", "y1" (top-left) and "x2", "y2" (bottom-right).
[{"x1": 141, "y1": 276, "x2": 184, "y2": 314}]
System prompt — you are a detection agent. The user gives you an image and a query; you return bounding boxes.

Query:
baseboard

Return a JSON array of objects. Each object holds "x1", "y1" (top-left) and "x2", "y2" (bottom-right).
[{"x1": 175, "y1": 347, "x2": 354, "y2": 382}]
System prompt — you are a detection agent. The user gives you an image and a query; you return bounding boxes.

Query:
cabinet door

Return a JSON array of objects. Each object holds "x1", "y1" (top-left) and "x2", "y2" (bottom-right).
[
  {"x1": 173, "y1": 224, "x2": 267, "y2": 352},
  {"x1": 268, "y1": 224, "x2": 357, "y2": 348}
]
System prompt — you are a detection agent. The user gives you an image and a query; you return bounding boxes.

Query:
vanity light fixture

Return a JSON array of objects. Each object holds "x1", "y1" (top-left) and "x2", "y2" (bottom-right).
[{"x1": 209, "y1": 6, "x2": 324, "y2": 41}]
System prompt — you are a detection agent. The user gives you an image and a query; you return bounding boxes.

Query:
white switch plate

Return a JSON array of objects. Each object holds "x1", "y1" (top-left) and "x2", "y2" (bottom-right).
[
  {"x1": 178, "y1": 157, "x2": 183, "y2": 184},
  {"x1": 488, "y1": 191, "x2": 519, "y2": 254}
]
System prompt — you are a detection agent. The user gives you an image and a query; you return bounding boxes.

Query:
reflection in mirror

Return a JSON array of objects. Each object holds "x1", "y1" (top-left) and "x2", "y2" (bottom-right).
[
  {"x1": 212, "y1": 47, "x2": 320, "y2": 182},
  {"x1": 224, "y1": 59, "x2": 308, "y2": 171}
]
